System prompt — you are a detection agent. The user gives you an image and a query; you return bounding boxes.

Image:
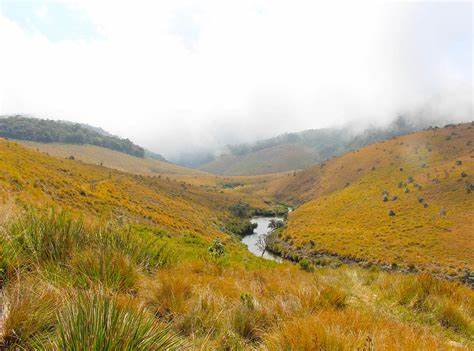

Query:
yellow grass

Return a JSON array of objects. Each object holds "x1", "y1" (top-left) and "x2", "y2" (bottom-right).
[{"x1": 275, "y1": 123, "x2": 474, "y2": 276}]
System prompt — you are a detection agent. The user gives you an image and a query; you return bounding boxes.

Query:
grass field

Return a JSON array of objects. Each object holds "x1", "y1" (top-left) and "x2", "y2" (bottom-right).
[
  {"x1": 0, "y1": 139, "x2": 272, "y2": 237},
  {"x1": 0, "y1": 128, "x2": 473, "y2": 349},
  {"x1": 0, "y1": 210, "x2": 472, "y2": 350},
  {"x1": 273, "y1": 123, "x2": 473, "y2": 278},
  {"x1": 18, "y1": 141, "x2": 204, "y2": 176}
]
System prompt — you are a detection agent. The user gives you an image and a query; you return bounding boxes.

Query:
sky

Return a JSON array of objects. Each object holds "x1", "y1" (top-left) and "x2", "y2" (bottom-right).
[{"x1": 0, "y1": 0, "x2": 472, "y2": 160}]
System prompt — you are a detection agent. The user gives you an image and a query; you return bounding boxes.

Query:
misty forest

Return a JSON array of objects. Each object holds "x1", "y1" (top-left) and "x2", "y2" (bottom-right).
[{"x1": 0, "y1": 1, "x2": 472, "y2": 350}]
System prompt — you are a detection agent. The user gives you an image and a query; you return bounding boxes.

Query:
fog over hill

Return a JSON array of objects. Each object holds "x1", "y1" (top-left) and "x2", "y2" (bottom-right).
[
  {"x1": 1, "y1": 2, "x2": 471, "y2": 161},
  {"x1": 194, "y1": 115, "x2": 464, "y2": 174}
]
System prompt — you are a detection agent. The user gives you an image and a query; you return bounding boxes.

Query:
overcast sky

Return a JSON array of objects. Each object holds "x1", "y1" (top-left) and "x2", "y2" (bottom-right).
[{"x1": 0, "y1": 1, "x2": 472, "y2": 159}]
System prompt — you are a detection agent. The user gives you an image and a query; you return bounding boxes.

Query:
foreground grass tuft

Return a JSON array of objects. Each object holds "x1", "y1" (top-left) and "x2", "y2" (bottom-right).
[{"x1": 38, "y1": 291, "x2": 184, "y2": 351}]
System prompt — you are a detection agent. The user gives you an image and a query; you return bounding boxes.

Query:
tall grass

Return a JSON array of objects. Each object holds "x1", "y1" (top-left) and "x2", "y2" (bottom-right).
[
  {"x1": 0, "y1": 209, "x2": 472, "y2": 349},
  {"x1": 8, "y1": 209, "x2": 85, "y2": 264},
  {"x1": 70, "y1": 249, "x2": 139, "y2": 293},
  {"x1": 37, "y1": 291, "x2": 184, "y2": 351},
  {"x1": 2, "y1": 210, "x2": 174, "y2": 276},
  {"x1": 1, "y1": 277, "x2": 61, "y2": 349}
]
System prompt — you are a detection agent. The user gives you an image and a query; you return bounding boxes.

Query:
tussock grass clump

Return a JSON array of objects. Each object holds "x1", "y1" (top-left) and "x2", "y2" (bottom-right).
[
  {"x1": 7, "y1": 209, "x2": 85, "y2": 265},
  {"x1": 377, "y1": 273, "x2": 474, "y2": 337},
  {"x1": 39, "y1": 291, "x2": 184, "y2": 351},
  {"x1": 1, "y1": 278, "x2": 62, "y2": 349},
  {"x1": 438, "y1": 301, "x2": 473, "y2": 335},
  {"x1": 70, "y1": 249, "x2": 139, "y2": 293},
  {"x1": 263, "y1": 309, "x2": 445, "y2": 351},
  {"x1": 90, "y1": 227, "x2": 176, "y2": 271},
  {"x1": 232, "y1": 294, "x2": 271, "y2": 342},
  {"x1": 2, "y1": 210, "x2": 175, "y2": 277}
]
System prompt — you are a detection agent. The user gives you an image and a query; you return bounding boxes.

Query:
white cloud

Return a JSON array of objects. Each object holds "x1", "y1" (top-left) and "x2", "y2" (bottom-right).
[{"x1": 0, "y1": 0, "x2": 471, "y2": 158}]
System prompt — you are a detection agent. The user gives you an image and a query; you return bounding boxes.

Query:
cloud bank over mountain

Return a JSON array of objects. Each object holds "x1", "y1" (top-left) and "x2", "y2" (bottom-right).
[{"x1": 0, "y1": 1, "x2": 471, "y2": 160}]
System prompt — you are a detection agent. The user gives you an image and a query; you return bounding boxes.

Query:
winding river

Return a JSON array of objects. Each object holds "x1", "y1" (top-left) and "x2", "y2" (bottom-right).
[{"x1": 241, "y1": 217, "x2": 283, "y2": 262}]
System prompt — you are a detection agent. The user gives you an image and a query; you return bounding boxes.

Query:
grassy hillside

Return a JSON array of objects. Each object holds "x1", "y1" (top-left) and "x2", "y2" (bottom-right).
[
  {"x1": 200, "y1": 116, "x2": 442, "y2": 175},
  {"x1": 1, "y1": 211, "x2": 473, "y2": 350},
  {"x1": 272, "y1": 123, "x2": 474, "y2": 279},
  {"x1": 201, "y1": 144, "x2": 317, "y2": 175},
  {"x1": 19, "y1": 141, "x2": 204, "y2": 176},
  {"x1": 0, "y1": 137, "x2": 473, "y2": 349},
  {"x1": 0, "y1": 138, "x2": 270, "y2": 236}
]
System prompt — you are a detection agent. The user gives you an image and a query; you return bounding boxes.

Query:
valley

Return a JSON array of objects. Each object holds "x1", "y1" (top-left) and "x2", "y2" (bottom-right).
[
  {"x1": 0, "y1": 120, "x2": 472, "y2": 350},
  {"x1": 1, "y1": 3, "x2": 471, "y2": 349}
]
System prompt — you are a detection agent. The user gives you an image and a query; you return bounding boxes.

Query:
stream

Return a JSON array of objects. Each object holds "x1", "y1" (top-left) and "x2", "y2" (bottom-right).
[{"x1": 241, "y1": 217, "x2": 283, "y2": 262}]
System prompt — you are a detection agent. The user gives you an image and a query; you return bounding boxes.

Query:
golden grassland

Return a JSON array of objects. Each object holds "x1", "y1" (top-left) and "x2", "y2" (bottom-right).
[
  {"x1": 274, "y1": 123, "x2": 474, "y2": 276},
  {"x1": 0, "y1": 139, "x2": 271, "y2": 237},
  {"x1": 18, "y1": 141, "x2": 204, "y2": 176},
  {"x1": 200, "y1": 143, "x2": 317, "y2": 175},
  {"x1": 0, "y1": 129, "x2": 473, "y2": 349},
  {"x1": 0, "y1": 211, "x2": 472, "y2": 350},
  {"x1": 17, "y1": 139, "x2": 289, "y2": 201}
]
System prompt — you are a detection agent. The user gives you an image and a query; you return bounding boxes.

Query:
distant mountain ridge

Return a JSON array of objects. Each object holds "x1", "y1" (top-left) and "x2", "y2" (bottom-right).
[
  {"x1": 0, "y1": 115, "x2": 157, "y2": 159},
  {"x1": 199, "y1": 116, "x2": 450, "y2": 175}
]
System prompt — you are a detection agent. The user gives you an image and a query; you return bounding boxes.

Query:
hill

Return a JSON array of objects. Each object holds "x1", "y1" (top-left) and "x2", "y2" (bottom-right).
[
  {"x1": 270, "y1": 122, "x2": 474, "y2": 279},
  {"x1": 18, "y1": 141, "x2": 204, "y2": 177},
  {"x1": 0, "y1": 138, "x2": 473, "y2": 349},
  {"x1": 200, "y1": 116, "x2": 447, "y2": 175},
  {"x1": 0, "y1": 115, "x2": 146, "y2": 157},
  {"x1": 0, "y1": 138, "x2": 273, "y2": 236}
]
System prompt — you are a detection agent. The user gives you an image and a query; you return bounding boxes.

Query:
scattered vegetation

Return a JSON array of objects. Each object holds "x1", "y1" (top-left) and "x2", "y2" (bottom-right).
[{"x1": 274, "y1": 123, "x2": 474, "y2": 278}]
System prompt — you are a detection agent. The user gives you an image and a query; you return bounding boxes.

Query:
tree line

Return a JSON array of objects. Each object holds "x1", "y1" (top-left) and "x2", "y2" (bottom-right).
[{"x1": 0, "y1": 116, "x2": 145, "y2": 157}]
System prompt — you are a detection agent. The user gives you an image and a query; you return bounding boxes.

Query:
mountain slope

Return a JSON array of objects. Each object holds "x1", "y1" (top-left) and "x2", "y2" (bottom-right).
[
  {"x1": 0, "y1": 135, "x2": 473, "y2": 349},
  {"x1": 201, "y1": 144, "x2": 317, "y2": 175},
  {"x1": 200, "y1": 117, "x2": 447, "y2": 175},
  {"x1": 19, "y1": 141, "x2": 204, "y2": 176},
  {"x1": 271, "y1": 123, "x2": 474, "y2": 278},
  {"x1": 0, "y1": 139, "x2": 267, "y2": 235}
]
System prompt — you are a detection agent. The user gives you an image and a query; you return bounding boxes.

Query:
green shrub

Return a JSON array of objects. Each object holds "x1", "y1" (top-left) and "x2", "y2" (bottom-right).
[
  {"x1": 229, "y1": 202, "x2": 250, "y2": 218},
  {"x1": 299, "y1": 258, "x2": 315, "y2": 272},
  {"x1": 225, "y1": 219, "x2": 257, "y2": 236},
  {"x1": 208, "y1": 238, "x2": 225, "y2": 257}
]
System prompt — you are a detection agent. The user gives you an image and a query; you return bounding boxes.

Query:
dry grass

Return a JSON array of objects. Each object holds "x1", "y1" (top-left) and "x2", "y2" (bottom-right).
[
  {"x1": 274, "y1": 123, "x2": 474, "y2": 276},
  {"x1": 0, "y1": 138, "x2": 271, "y2": 238},
  {"x1": 0, "y1": 211, "x2": 472, "y2": 349}
]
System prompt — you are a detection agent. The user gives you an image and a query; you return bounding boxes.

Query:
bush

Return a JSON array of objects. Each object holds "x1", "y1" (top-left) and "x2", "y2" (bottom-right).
[
  {"x1": 269, "y1": 219, "x2": 284, "y2": 230},
  {"x1": 299, "y1": 258, "x2": 315, "y2": 272},
  {"x1": 225, "y1": 219, "x2": 257, "y2": 236},
  {"x1": 208, "y1": 238, "x2": 225, "y2": 257},
  {"x1": 229, "y1": 202, "x2": 250, "y2": 218}
]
